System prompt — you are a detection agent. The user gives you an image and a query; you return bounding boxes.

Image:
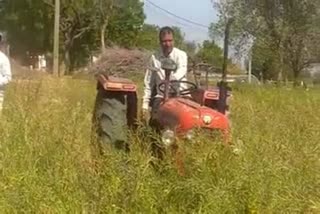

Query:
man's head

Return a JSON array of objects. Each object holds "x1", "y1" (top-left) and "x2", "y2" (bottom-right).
[{"x1": 159, "y1": 26, "x2": 174, "y2": 56}]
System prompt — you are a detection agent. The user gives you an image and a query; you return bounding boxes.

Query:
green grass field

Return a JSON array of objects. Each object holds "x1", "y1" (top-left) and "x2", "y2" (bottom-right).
[{"x1": 0, "y1": 76, "x2": 319, "y2": 213}]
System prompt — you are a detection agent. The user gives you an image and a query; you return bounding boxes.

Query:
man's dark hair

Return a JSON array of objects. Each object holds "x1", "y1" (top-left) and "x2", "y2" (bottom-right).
[{"x1": 159, "y1": 26, "x2": 174, "y2": 39}]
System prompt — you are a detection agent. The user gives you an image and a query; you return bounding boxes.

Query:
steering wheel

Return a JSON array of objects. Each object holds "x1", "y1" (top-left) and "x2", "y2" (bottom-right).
[{"x1": 158, "y1": 80, "x2": 198, "y2": 96}]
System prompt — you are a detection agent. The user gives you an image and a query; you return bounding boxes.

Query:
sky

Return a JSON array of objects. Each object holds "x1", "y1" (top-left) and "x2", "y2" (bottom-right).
[{"x1": 143, "y1": 0, "x2": 218, "y2": 44}]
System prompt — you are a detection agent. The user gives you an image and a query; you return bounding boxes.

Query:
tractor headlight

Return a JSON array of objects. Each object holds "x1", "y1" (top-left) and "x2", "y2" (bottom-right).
[
  {"x1": 161, "y1": 130, "x2": 175, "y2": 146},
  {"x1": 203, "y1": 115, "x2": 213, "y2": 125}
]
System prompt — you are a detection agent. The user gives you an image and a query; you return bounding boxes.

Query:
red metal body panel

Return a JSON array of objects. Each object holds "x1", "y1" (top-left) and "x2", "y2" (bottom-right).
[
  {"x1": 157, "y1": 97, "x2": 229, "y2": 135},
  {"x1": 97, "y1": 74, "x2": 137, "y2": 92},
  {"x1": 191, "y1": 87, "x2": 232, "y2": 105}
]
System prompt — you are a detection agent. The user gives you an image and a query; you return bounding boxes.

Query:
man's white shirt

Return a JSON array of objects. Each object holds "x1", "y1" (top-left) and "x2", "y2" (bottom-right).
[
  {"x1": 142, "y1": 47, "x2": 188, "y2": 110},
  {"x1": 0, "y1": 51, "x2": 11, "y2": 88}
]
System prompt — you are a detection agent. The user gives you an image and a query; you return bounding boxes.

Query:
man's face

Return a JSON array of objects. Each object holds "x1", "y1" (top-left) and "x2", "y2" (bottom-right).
[{"x1": 160, "y1": 32, "x2": 174, "y2": 56}]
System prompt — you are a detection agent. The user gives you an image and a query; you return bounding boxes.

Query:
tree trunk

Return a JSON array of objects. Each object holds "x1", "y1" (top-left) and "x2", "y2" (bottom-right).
[
  {"x1": 59, "y1": 57, "x2": 66, "y2": 77},
  {"x1": 100, "y1": 21, "x2": 108, "y2": 52},
  {"x1": 293, "y1": 68, "x2": 300, "y2": 87},
  {"x1": 64, "y1": 44, "x2": 71, "y2": 75},
  {"x1": 277, "y1": 49, "x2": 284, "y2": 85}
]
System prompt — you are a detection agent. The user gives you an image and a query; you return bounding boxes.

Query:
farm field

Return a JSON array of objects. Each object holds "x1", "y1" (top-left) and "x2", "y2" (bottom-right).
[{"x1": 0, "y1": 76, "x2": 319, "y2": 213}]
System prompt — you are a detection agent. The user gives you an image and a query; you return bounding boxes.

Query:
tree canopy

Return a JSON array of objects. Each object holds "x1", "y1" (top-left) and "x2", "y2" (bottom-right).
[
  {"x1": 211, "y1": 0, "x2": 320, "y2": 83},
  {"x1": 0, "y1": 0, "x2": 233, "y2": 76},
  {"x1": 0, "y1": 0, "x2": 145, "y2": 74}
]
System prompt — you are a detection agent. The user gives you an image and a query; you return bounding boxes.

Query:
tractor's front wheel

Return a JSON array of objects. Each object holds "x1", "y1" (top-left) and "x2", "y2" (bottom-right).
[{"x1": 92, "y1": 89, "x2": 128, "y2": 154}]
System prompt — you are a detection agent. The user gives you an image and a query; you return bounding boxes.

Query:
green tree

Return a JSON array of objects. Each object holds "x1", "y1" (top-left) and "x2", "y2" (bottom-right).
[
  {"x1": 136, "y1": 24, "x2": 159, "y2": 50},
  {"x1": 195, "y1": 40, "x2": 224, "y2": 66},
  {"x1": 0, "y1": 0, "x2": 95, "y2": 73},
  {"x1": 0, "y1": 0, "x2": 52, "y2": 62},
  {"x1": 211, "y1": 0, "x2": 320, "y2": 83},
  {"x1": 171, "y1": 26, "x2": 185, "y2": 48},
  {"x1": 57, "y1": 0, "x2": 95, "y2": 74},
  {"x1": 107, "y1": 0, "x2": 145, "y2": 48},
  {"x1": 92, "y1": 0, "x2": 115, "y2": 51},
  {"x1": 181, "y1": 41, "x2": 197, "y2": 57},
  {"x1": 0, "y1": 0, "x2": 147, "y2": 74}
]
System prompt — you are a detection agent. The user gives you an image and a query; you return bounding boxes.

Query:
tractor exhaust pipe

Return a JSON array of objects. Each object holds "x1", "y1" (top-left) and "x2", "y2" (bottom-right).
[{"x1": 217, "y1": 18, "x2": 233, "y2": 114}]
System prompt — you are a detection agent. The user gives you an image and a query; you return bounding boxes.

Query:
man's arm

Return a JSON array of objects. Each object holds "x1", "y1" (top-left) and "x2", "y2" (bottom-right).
[
  {"x1": 171, "y1": 51, "x2": 188, "y2": 80},
  {"x1": 0, "y1": 54, "x2": 12, "y2": 87},
  {"x1": 142, "y1": 56, "x2": 155, "y2": 110}
]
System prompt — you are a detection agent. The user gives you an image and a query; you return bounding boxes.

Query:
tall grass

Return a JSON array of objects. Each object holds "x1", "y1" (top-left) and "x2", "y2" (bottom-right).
[{"x1": 0, "y1": 77, "x2": 319, "y2": 213}]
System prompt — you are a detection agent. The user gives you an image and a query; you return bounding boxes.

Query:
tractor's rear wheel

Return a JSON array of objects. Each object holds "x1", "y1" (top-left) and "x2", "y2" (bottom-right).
[{"x1": 92, "y1": 89, "x2": 129, "y2": 154}]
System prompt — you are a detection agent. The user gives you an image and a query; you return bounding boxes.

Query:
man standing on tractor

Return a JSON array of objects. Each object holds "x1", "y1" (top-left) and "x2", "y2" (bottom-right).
[{"x1": 142, "y1": 26, "x2": 188, "y2": 126}]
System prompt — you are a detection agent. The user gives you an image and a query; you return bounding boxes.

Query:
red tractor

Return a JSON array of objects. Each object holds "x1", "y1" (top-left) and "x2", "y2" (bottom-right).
[
  {"x1": 92, "y1": 57, "x2": 231, "y2": 161},
  {"x1": 146, "y1": 58, "x2": 231, "y2": 146}
]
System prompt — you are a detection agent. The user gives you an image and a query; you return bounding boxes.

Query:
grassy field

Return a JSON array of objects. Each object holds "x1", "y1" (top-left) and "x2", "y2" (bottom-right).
[{"x1": 0, "y1": 76, "x2": 319, "y2": 213}]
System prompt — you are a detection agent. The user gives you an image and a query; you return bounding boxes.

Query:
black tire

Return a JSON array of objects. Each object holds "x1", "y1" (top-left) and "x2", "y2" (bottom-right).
[{"x1": 92, "y1": 89, "x2": 128, "y2": 153}]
